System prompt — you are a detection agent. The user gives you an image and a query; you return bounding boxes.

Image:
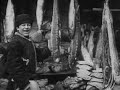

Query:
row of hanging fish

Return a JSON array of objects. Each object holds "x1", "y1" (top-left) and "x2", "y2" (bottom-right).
[
  {"x1": 70, "y1": 0, "x2": 120, "y2": 89},
  {"x1": 3, "y1": 1, "x2": 120, "y2": 85},
  {"x1": 4, "y1": 0, "x2": 44, "y2": 43},
  {"x1": 80, "y1": 24, "x2": 96, "y2": 65}
]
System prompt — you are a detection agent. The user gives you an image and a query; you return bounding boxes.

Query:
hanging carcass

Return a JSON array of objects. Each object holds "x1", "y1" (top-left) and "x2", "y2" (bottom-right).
[{"x1": 4, "y1": 0, "x2": 15, "y2": 42}]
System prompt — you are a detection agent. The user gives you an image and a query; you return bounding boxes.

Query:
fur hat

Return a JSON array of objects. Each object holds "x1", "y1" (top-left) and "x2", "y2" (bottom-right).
[{"x1": 15, "y1": 14, "x2": 33, "y2": 27}]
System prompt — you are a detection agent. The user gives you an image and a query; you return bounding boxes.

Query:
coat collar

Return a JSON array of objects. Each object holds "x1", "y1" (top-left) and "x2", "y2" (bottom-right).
[{"x1": 15, "y1": 32, "x2": 32, "y2": 41}]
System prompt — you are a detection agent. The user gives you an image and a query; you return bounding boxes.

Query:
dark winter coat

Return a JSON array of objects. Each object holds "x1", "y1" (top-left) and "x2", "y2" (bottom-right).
[
  {"x1": 0, "y1": 43, "x2": 8, "y2": 78},
  {"x1": 6, "y1": 32, "x2": 37, "y2": 90}
]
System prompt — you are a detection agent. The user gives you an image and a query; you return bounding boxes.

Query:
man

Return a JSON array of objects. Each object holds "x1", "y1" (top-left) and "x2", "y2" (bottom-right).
[{"x1": 6, "y1": 14, "x2": 41, "y2": 90}]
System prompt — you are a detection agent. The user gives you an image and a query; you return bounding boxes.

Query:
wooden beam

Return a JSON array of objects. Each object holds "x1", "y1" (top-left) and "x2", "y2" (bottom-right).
[{"x1": 83, "y1": 8, "x2": 120, "y2": 12}]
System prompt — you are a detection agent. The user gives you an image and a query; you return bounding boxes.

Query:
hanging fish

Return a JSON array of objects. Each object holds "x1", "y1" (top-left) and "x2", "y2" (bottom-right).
[
  {"x1": 104, "y1": 0, "x2": 120, "y2": 84},
  {"x1": 95, "y1": 31, "x2": 103, "y2": 61},
  {"x1": 68, "y1": 0, "x2": 75, "y2": 39},
  {"x1": 36, "y1": 0, "x2": 44, "y2": 30},
  {"x1": 68, "y1": 0, "x2": 81, "y2": 68},
  {"x1": 101, "y1": 1, "x2": 114, "y2": 89},
  {"x1": 4, "y1": 0, "x2": 15, "y2": 42},
  {"x1": 81, "y1": 43, "x2": 94, "y2": 66},
  {"x1": 94, "y1": 29, "x2": 103, "y2": 72},
  {"x1": 31, "y1": 0, "x2": 44, "y2": 43},
  {"x1": 87, "y1": 30, "x2": 94, "y2": 59},
  {"x1": 102, "y1": 0, "x2": 120, "y2": 89},
  {"x1": 51, "y1": 0, "x2": 60, "y2": 59}
]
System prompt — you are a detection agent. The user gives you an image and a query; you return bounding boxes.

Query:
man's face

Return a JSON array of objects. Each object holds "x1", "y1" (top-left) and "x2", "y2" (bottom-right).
[{"x1": 17, "y1": 23, "x2": 32, "y2": 36}]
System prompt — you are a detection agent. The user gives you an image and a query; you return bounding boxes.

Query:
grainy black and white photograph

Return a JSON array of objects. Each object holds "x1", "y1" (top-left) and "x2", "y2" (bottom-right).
[{"x1": 0, "y1": 0, "x2": 120, "y2": 90}]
